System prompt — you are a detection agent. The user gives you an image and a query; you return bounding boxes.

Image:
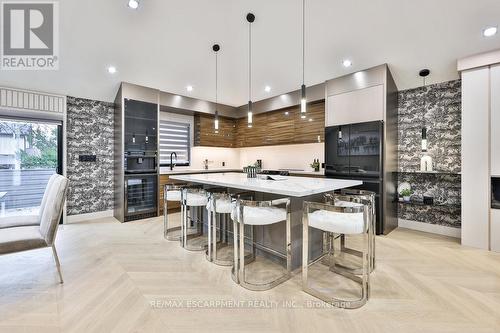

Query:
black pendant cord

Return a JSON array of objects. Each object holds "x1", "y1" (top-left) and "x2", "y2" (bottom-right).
[
  {"x1": 249, "y1": 19, "x2": 252, "y2": 105},
  {"x1": 422, "y1": 76, "x2": 426, "y2": 129},
  {"x1": 215, "y1": 51, "x2": 218, "y2": 112}
]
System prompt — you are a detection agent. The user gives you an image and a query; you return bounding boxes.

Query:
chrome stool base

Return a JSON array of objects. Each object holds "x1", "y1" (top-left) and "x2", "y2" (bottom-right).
[
  {"x1": 232, "y1": 198, "x2": 292, "y2": 291},
  {"x1": 302, "y1": 201, "x2": 371, "y2": 309}
]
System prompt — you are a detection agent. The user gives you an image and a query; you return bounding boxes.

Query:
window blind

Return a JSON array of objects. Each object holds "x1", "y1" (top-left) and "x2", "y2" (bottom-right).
[{"x1": 159, "y1": 120, "x2": 190, "y2": 166}]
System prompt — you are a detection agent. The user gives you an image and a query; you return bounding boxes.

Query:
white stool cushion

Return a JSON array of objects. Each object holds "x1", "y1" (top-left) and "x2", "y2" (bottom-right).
[
  {"x1": 185, "y1": 193, "x2": 208, "y2": 207},
  {"x1": 308, "y1": 210, "x2": 364, "y2": 234},
  {"x1": 231, "y1": 206, "x2": 287, "y2": 226},
  {"x1": 166, "y1": 190, "x2": 181, "y2": 201},
  {"x1": 215, "y1": 199, "x2": 233, "y2": 214},
  {"x1": 206, "y1": 198, "x2": 234, "y2": 214}
]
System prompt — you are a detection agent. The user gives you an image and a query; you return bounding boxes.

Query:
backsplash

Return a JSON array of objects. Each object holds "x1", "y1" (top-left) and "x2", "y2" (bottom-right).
[
  {"x1": 397, "y1": 79, "x2": 461, "y2": 229},
  {"x1": 66, "y1": 96, "x2": 114, "y2": 215},
  {"x1": 398, "y1": 79, "x2": 461, "y2": 172}
]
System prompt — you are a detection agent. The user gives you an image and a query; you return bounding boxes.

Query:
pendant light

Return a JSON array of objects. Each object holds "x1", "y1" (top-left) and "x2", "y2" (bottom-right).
[
  {"x1": 247, "y1": 13, "x2": 255, "y2": 128},
  {"x1": 300, "y1": 0, "x2": 307, "y2": 119},
  {"x1": 419, "y1": 69, "x2": 430, "y2": 152},
  {"x1": 213, "y1": 44, "x2": 220, "y2": 133}
]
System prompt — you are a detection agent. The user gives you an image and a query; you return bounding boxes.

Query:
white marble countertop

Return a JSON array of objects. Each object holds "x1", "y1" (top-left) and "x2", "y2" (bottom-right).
[{"x1": 169, "y1": 172, "x2": 361, "y2": 197}]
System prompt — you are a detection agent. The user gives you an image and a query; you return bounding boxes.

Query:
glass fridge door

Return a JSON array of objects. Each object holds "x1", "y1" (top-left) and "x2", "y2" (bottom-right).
[
  {"x1": 325, "y1": 125, "x2": 350, "y2": 177},
  {"x1": 349, "y1": 121, "x2": 382, "y2": 178}
]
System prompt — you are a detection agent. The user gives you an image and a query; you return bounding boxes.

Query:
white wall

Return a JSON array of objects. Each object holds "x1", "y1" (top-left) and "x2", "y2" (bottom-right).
[
  {"x1": 238, "y1": 142, "x2": 324, "y2": 170},
  {"x1": 191, "y1": 146, "x2": 240, "y2": 169}
]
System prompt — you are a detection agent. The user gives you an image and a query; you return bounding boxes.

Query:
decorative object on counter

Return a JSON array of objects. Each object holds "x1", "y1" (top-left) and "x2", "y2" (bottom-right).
[
  {"x1": 256, "y1": 159, "x2": 262, "y2": 169},
  {"x1": 246, "y1": 13, "x2": 255, "y2": 128},
  {"x1": 420, "y1": 154, "x2": 433, "y2": 172},
  {"x1": 310, "y1": 159, "x2": 320, "y2": 172},
  {"x1": 243, "y1": 165, "x2": 259, "y2": 178},
  {"x1": 299, "y1": 0, "x2": 307, "y2": 118},
  {"x1": 213, "y1": 44, "x2": 220, "y2": 133},
  {"x1": 400, "y1": 188, "x2": 413, "y2": 202}
]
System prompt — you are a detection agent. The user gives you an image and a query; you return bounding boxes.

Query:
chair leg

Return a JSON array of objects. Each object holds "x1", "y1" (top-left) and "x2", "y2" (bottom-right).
[{"x1": 51, "y1": 245, "x2": 64, "y2": 284}]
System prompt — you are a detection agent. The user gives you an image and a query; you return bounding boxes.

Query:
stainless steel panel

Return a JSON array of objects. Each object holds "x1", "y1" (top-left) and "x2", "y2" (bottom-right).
[
  {"x1": 113, "y1": 85, "x2": 125, "y2": 222},
  {"x1": 383, "y1": 66, "x2": 399, "y2": 234}
]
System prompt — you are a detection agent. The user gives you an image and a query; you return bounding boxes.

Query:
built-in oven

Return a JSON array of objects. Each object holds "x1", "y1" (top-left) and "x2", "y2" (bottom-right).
[
  {"x1": 125, "y1": 151, "x2": 157, "y2": 174},
  {"x1": 124, "y1": 174, "x2": 157, "y2": 221},
  {"x1": 492, "y1": 177, "x2": 500, "y2": 209},
  {"x1": 325, "y1": 121, "x2": 383, "y2": 179}
]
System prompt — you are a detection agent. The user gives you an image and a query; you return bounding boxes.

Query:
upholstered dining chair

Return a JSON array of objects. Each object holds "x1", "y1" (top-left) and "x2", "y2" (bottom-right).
[{"x1": 0, "y1": 174, "x2": 69, "y2": 284}]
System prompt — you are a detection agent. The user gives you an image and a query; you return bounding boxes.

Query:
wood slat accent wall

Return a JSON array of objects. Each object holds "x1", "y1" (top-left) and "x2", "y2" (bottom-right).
[
  {"x1": 194, "y1": 100, "x2": 325, "y2": 148},
  {"x1": 194, "y1": 114, "x2": 236, "y2": 147}
]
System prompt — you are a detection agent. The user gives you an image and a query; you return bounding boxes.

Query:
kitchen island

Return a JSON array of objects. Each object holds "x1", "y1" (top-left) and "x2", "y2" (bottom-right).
[{"x1": 170, "y1": 172, "x2": 361, "y2": 268}]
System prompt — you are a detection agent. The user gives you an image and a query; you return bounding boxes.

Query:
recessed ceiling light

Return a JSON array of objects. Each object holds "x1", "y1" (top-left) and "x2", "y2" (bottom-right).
[
  {"x1": 342, "y1": 59, "x2": 352, "y2": 67},
  {"x1": 128, "y1": 0, "x2": 139, "y2": 9},
  {"x1": 186, "y1": 85, "x2": 193, "y2": 92},
  {"x1": 308, "y1": 118, "x2": 313, "y2": 122},
  {"x1": 107, "y1": 66, "x2": 117, "y2": 74},
  {"x1": 265, "y1": 85, "x2": 271, "y2": 93},
  {"x1": 483, "y1": 26, "x2": 498, "y2": 37},
  {"x1": 284, "y1": 111, "x2": 289, "y2": 116}
]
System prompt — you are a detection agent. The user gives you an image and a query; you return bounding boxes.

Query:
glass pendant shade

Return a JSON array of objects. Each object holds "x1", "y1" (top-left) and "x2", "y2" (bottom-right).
[
  {"x1": 421, "y1": 127, "x2": 428, "y2": 152},
  {"x1": 300, "y1": 84, "x2": 307, "y2": 118},
  {"x1": 214, "y1": 111, "x2": 219, "y2": 132},
  {"x1": 247, "y1": 101, "x2": 253, "y2": 128}
]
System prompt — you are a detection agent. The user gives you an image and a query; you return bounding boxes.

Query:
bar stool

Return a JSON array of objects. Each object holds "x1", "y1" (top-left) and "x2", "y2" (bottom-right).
[
  {"x1": 231, "y1": 197, "x2": 291, "y2": 291},
  {"x1": 163, "y1": 184, "x2": 186, "y2": 241},
  {"x1": 326, "y1": 190, "x2": 376, "y2": 272},
  {"x1": 181, "y1": 188, "x2": 209, "y2": 251},
  {"x1": 206, "y1": 192, "x2": 235, "y2": 265},
  {"x1": 302, "y1": 199, "x2": 371, "y2": 309}
]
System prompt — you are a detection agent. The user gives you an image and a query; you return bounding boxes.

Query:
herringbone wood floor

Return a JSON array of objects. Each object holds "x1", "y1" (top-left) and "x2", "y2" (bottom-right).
[{"x1": 1, "y1": 215, "x2": 500, "y2": 333}]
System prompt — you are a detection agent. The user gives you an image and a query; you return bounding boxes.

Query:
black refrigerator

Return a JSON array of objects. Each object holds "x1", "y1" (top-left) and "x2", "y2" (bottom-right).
[{"x1": 325, "y1": 121, "x2": 386, "y2": 234}]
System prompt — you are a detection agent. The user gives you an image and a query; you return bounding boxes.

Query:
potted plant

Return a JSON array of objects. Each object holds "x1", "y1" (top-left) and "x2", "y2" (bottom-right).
[
  {"x1": 310, "y1": 159, "x2": 320, "y2": 172},
  {"x1": 400, "y1": 189, "x2": 412, "y2": 202}
]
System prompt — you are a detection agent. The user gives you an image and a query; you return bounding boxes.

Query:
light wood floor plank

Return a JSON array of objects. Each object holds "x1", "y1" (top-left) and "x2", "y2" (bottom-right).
[{"x1": 0, "y1": 215, "x2": 499, "y2": 332}]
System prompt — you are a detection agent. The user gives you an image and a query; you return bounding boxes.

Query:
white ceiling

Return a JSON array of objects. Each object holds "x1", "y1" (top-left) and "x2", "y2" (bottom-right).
[{"x1": 1, "y1": 0, "x2": 500, "y2": 105}]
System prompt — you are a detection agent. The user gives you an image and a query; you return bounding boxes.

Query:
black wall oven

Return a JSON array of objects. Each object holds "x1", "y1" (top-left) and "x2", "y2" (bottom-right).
[{"x1": 125, "y1": 151, "x2": 157, "y2": 174}]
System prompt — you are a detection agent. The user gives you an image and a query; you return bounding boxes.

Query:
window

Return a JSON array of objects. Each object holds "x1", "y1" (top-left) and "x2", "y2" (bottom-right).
[{"x1": 159, "y1": 120, "x2": 190, "y2": 166}]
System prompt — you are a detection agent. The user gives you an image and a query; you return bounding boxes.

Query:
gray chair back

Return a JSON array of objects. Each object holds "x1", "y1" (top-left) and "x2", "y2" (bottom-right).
[
  {"x1": 38, "y1": 174, "x2": 58, "y2": 223},
  {"x1": 39, "y1": 174, "x2": 69, "y2": 245}
]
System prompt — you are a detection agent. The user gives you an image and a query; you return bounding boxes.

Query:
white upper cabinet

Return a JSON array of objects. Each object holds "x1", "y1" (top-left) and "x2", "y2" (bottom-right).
[
  {"x1": 326, "y1": 84, "x2": 384, "y2": 126},
  {"x1": 491, "y1": 64, "x2": 500, "y2": 176}
]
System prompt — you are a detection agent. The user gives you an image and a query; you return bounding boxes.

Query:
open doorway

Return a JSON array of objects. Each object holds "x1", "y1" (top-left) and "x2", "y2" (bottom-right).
[{"x1": 0, "y1": 118, "x2": 63, "y2": 218}]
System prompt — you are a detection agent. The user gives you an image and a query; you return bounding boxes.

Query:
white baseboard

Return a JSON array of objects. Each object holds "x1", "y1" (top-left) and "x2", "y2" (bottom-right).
[
  {"x1": 66, "y1": 210, "x2": 114, "y2": 224},
  {"x1": 398, "y1": 219, "x2": 461, "y2": 238}
]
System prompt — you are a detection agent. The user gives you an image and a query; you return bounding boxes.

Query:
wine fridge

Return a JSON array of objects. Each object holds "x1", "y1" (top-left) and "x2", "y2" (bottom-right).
[{"x1": 124, "y1": 174, "x2": 157, "y2": 221}]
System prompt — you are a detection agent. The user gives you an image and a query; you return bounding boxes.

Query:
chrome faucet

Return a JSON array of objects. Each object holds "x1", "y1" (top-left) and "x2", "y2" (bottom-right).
[{"x1": 170, "y1": 152, "x2": 177, "y2": 170}]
